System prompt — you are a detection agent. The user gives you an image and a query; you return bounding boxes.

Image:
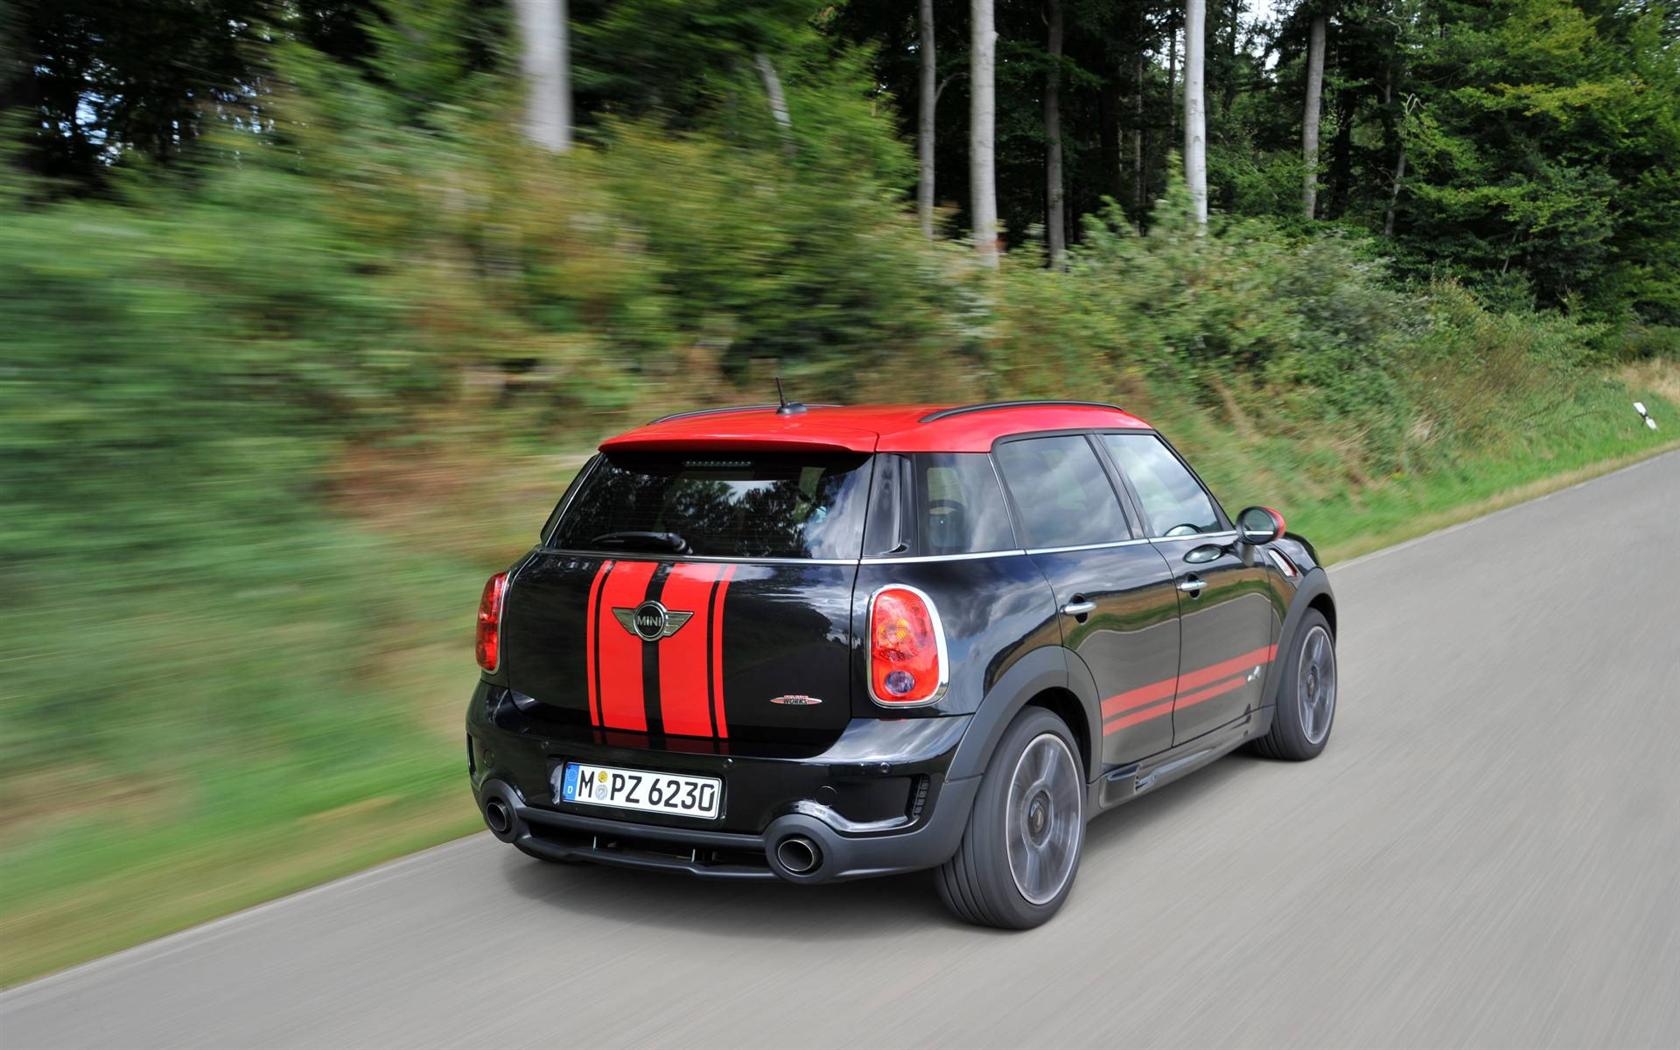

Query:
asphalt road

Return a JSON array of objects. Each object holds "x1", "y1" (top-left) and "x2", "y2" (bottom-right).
[{"x1": 5, "y1": 451, "x2": 1679, "y2": 1050}]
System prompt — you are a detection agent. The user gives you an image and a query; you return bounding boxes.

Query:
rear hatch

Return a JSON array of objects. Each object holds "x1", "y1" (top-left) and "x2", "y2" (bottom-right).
[{"x1": 499, "y1": 450, "x2": 872, "y2": 746}]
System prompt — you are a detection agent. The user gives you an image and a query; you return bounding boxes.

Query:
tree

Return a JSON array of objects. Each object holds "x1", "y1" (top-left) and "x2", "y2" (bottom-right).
[
  {"x1": 514, "y1": 0, "x2": 571, "y2": 151},
  {"x1": 971, "y1": 0, "x2": 999, "y2": 265},
  {"x1": 1044, "y1": 0, "x2": 1066, "y2": 266},
  {"x1": 1301, "y1": 9, "x2": 1326, "y2": 218},
  {"x1": 918, "y1": 0, "x2": 937, "y2": 237},
  {"x1": 1184, "y1": 0, "x2": 1208, "y2": 226}
]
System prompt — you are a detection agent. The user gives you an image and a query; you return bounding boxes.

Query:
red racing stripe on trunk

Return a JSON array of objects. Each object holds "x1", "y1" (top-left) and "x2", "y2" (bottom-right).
[
  {"x1": 583, "y1": 559, "x2": 616, "y2": 726},
  {"x1": 597, "y1": 560, "x2": 657, "y2": 731},
  {"x1": 658, "y1": 563, "x2": 723, "y2": 737},
  {"x1": 709, "y1": 565, "x2": 737, "y2": 739}
]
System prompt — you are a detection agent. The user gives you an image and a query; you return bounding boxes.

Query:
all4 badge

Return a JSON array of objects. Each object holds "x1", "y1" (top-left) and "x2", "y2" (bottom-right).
[{"x1": 769, "y1": 695, "x2": 824, "y2": 706}]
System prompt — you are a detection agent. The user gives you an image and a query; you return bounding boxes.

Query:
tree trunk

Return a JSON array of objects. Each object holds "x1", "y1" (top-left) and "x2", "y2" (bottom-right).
[
  {"x1": 754, "y1": 52, "x2": 793, "y2": 133},
  {"x1": 918, "y1": 0, "x2": 937, "y2": 238},
  {"x1": 1133, "y1": 50, "x2": 1145, "y2": 218},
  {"x1": 971, "y1": 0, "x2": 1000, "y2": 266},
  {"x1": 1044, "y1": 0, "x2": 1066, "y2": 267},
  {"x1": 514, "y1": 0, "x2": 571, "y2": 152},
  {"x1": 1183, "y1": 0, "x2": 1207, "y2": 226},
  {"x1": 1381, "y1": 63, "x2": 1405, "y2": 237},
  {"x1": 1301, "y1": 12, "x2": 1326, "y2": 219},
  {"x1": 1168, "y1": 22, "x2": 1179, "y2": 147},
  {"x1": 1384, "y1": 148, "x2": 1406, "y2": 236},
  {"x1": 1326, "y1": 84, "x2": 1355, "y2": 218},
  {"x1": 1099, "y1": 68, "x2": 1121, "y2": 207}
]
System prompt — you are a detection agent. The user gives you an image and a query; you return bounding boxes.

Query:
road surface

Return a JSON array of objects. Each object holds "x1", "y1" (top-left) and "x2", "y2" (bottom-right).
[{"x1": 5, "y1": 451, "x2": 1679, "y2": 1049}]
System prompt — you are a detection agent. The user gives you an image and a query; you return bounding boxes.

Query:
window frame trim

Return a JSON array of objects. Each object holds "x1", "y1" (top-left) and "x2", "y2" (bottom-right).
[
  {"x1": 1094, "y1": 429, "x2": 1233, "y2": 539},
  {"x1": 988, "y1": 429, "x2": 1143, "y2": 550}
]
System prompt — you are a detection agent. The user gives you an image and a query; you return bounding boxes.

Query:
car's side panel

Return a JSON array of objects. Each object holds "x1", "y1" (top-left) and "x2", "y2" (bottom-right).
[
  {"x1": 1149, "y1": 536, "x2": 1284, "y2": 742},
  {"x1": 1026, "y1": 545, "x2": 1183, "y2": 765}
]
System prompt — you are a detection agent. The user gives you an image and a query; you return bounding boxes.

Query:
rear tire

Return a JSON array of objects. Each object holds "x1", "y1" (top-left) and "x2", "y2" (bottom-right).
[
  {"x1": 1251, "y1": 609, "x2": 1337, "y2": 761},
  {"x1": 937, "y1": 707, "x2": 1084, "y2": 929}
]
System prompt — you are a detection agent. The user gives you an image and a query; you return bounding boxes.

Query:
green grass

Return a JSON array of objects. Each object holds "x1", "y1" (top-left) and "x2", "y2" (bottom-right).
[{"x1": 0, "y1": 371, "x2": 1674, "y2": 990}]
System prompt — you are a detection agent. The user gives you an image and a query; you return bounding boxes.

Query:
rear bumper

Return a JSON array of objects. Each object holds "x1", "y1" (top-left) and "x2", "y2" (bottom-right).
[{"x1": 466, "y1": 682, "x2": 978, "y2": 882}]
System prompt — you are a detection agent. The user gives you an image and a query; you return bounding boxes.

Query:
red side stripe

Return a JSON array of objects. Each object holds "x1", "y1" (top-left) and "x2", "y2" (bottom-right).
[
  {"x1": 710, "y1": 565, "x2": 737, "y2": 739},
  {"x1": 1177, "y1": 644, "x2": 1276, "y2": 692},
  {"x1": 583, "y1": 559, "x2": 615, "y2": 726},
  {"x1": 1103, "y1": 698, "x2": 1174, "y2": 735},
  {"x1": 657, "y1": 563, "x2": 723, "y2": 737},
  {"x1": 1099, "y1": 644, "x2": 1278, "y2": 737},
  {"x1": 1170, "y1": 672, "x2": 1252, "y2": 711},
  {"x1": 597, "y1": 560, "x2": 657, "y2": 731},
  {"x1": 1100, "y1": 677, "x2": 1178, "y2": 719}
]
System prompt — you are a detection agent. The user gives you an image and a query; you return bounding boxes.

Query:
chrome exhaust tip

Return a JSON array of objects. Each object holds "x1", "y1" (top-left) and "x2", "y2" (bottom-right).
[
  {"x1": 774, "y1": 835, "x2": 822, "y2": 876},
  {"x1": 483, "y1": 797, "x2": 514, "y2": 837}
]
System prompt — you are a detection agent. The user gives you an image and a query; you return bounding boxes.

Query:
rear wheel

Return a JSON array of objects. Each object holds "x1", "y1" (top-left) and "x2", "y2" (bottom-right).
[
  {"x1": 937, "y1": 707, "x2": 1084, "y2": 929},
  {"x1": 1252, "y1": 609, "x2": 1337, "y2": 761}
]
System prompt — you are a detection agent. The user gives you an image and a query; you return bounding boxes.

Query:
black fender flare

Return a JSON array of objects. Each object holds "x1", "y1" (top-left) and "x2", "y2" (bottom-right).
[
  {"x1": 947, "y1": 645, "x2": 1103, "y2": 782},
  {"x1": 1263, "y1": 566, "x2": 1336, "y2": 709}
]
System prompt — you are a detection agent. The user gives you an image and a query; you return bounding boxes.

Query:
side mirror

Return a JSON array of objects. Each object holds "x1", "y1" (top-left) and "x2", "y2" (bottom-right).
[{"x1": 1236, "y1": 506, "x2": 1285, "y2": 546}]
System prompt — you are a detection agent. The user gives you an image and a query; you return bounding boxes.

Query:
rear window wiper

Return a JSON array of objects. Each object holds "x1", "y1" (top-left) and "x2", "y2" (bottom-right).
[{"x1": 589, "y1": 531, "x2": 690, "y2": 553}]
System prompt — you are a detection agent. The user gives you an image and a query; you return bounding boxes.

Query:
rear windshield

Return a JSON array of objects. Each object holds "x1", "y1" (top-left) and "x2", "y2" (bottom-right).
[{"x1": 551, "y1": 452, "x2": 873, "y2": 560}]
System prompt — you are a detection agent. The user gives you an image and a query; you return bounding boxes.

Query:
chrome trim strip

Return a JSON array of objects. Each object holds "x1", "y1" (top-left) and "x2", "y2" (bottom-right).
[
  {"x1": 538, "y1": 548, "x2": 858, "y2": 566},
  {"x1": 863, "y1": 549, "x2": 1028, "y2": 564},
  {"x1": 865, "y1": 583, "x2": 951, "y2": 709},
  {"x1": 1149, "y1": 530, "x2": 1238, "y2": 542},
  {"x1": 1025, "y1": 538, "x2": 1152, "y2": 555}
]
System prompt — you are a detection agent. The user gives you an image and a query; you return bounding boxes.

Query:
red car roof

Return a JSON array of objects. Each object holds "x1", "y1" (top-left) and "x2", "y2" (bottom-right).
[{"x1": 598, "y1": 402, "x2": 1152, "y2": 454}]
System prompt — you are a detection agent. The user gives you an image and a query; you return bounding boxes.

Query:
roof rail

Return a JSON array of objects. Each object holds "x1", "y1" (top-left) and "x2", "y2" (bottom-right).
[
  {"x1": 645, "y1": 403, "x2": 843, "y2": 425},
  {"x1": 918, "y1": 400, "x2": 1128, "y2": 423}
]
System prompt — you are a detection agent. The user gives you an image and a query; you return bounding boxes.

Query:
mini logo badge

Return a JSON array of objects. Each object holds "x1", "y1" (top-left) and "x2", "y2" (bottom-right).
[
  {"x1": 612, "y1": 600, "x2": 694, "y2": 642},
  {"x1": 769, "y1": 694, "x2": 823, "y2": 706}
]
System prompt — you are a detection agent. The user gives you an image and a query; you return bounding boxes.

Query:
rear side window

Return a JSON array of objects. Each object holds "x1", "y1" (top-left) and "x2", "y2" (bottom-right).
[
  {"x1": 552, "y1": 452, "x2": 872, "y2": 559},
  {"x1": 1101, "y1": 433, "x2": 1223, "y2": 537},
  {"x1": 994, "y1": 436, "x2": 1130, "y2": 548},
  {"x1": 910, "y1": 453, "x2": 1017, "y2": 555}
]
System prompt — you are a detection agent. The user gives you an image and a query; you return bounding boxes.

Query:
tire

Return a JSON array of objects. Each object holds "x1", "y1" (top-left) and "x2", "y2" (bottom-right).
[
  {"x1": 1251, "y1": 609, "x2": 1337, "y2": 761},
  {"x1": 937, "y1": 707, "x2": 1084, "y2": 929}
]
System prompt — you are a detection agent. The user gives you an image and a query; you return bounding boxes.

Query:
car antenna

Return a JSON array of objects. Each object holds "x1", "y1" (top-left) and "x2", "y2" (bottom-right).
[{"x1": 774, "y1": 376, "x2": 806, "y2": 415}]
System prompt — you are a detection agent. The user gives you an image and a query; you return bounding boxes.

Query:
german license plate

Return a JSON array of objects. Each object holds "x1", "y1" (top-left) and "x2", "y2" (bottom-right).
[{"x1": 557, "y1": 762, "x2": 722, "y2": 820}]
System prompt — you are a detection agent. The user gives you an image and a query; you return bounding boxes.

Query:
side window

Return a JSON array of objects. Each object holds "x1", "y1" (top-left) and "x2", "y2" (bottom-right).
[
  {"x1": 911, "y1": 453, "x2": 1017, "y2": 555},
  {"x1": 1101, "y1": 433, "x2": 1222, "y2": 537},
  {"x1": 994, "y1": 436, "x2": 1131, "y2": 549}
]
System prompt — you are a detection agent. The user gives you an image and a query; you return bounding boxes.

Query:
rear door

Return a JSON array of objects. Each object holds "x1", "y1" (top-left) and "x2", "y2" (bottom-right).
[
  {"x1": 498, "y1": 451, "x2": 871, "y2": 746},
  {"x1": 993, "y1": 434, "x2": 1182, "y2": 765},
  {"x1": 1099, "y1": 433, "x2": 1281, "y2": 744}
]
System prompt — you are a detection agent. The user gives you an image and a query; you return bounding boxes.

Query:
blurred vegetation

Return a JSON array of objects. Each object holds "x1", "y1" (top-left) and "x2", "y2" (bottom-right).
[{"x1": 2, "y1": 0, "x2": 1678, "y2": 985}]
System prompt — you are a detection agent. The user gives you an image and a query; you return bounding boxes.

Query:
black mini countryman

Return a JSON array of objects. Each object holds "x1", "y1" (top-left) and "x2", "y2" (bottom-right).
[{"x1": 466, "y1": 400, "x2": 1338, "y2": 928}]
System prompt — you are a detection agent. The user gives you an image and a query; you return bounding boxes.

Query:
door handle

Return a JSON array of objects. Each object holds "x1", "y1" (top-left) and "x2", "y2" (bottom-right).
[
  {"x1": 1062, "y1": 598, "x2": 1097, "y2": 618},
  {"x1": 1178, "y1": 576, "x2": 1207, "y2": 596}
]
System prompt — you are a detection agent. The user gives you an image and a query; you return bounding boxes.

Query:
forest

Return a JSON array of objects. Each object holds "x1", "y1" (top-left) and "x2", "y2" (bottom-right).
[{"x1": 1, "y1": 0, "x2": 1677, "y2": 985}]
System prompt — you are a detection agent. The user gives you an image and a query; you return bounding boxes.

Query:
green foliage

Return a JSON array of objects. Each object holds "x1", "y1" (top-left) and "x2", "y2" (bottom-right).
[{"x1": 3, "y1": 0, "x2": 1679, "y2": 986}]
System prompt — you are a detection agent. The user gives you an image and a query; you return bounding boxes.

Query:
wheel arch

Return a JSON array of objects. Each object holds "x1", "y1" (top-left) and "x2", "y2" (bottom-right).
[
  {"x1": 947, "y1": 645, "x2": 1102, "y2": 783},
  {"x1": 1265, "y1": 567, "x2": 1336, "y2": 708}
]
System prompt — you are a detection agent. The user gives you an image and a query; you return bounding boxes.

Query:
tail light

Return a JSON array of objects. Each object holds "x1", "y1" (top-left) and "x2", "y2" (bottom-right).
[
  {"x1": 869, "y1": 586, "x2": 946, "y2": 705},
  {"x1": 476, "y1": 571, "x2": 509, "y2": 672}
]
